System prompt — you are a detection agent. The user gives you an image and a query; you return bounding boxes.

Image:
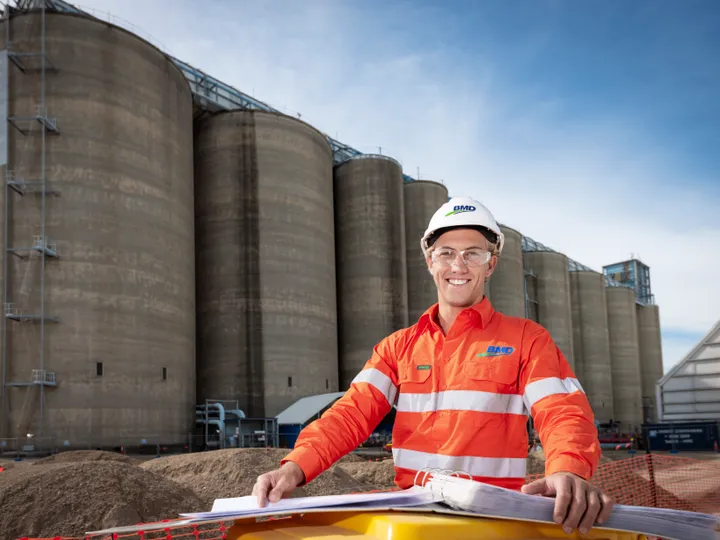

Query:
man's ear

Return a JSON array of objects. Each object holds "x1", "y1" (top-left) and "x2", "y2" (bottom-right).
[{"x1": 485, "y1": 255, "x2": 498, "y2": 281}]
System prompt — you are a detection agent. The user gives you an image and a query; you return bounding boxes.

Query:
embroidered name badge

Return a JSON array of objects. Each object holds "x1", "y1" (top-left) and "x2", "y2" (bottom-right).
[{"x1": 417, "y1": 365, "x2": 431, "y2": 370}]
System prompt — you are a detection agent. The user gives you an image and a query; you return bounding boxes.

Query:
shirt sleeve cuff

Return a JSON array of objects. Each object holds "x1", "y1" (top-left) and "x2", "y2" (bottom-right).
[
  {"x1": 545, "y1": 454, "x2": 594, "y2": 480},
  {"x1": 281, "y1": 447, "x2": 325, "y2": 486}
]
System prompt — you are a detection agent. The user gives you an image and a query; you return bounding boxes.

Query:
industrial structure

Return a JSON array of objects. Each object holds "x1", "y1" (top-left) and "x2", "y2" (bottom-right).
[
  {"x1": 334, "y1": 155, "x2": 408, "y2": 388},
  {"x1": 194, "y1": 109, "x2": 339, "y2": 418},
  {"x1": 604, "y1": 258, "x2": 654, "y2": 305},
  {"x1": 486, "y1": 225, "x2": 525, "y2": 320},
  {"x1": 569, "y1": 271, "x2": 614, "y2": 424},
  {"x1": 1, "y1": 5, "x2": 195, "y2": 447},
  {"x1": 403, "y1": 180, "x2": 448, "y2": 323},
  {"x1": 0, "y1": 0, "x2": 670, "y2": 451},
  {"x1": 656, "y1": 320, "x2": 720, "y2": 423}
]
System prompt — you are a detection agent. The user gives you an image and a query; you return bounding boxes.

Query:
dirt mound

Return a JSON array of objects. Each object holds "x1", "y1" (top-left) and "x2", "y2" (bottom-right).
[
  {"x1": 337, "y1": 452, "x2": 367, "y2": 463},
  {"x1": 303, "y1": 465, "x2": 377, "y2": 496},
  {"x1": 33, "y1": 450, "x2": 136, "y2": 466},
  {"x1": 337, "y1": 460, "x2": 397, "y2": 488},
  {"x1": 0, "y1": 460, "x2": 203, "y2": 539},
  {"x1": 141, "y1": 448, "x2": 372, "y2": 506},
  {"x1": 527, "y1": 448, "x2": 547, "y2": 475},
  {"x1": 527, "y1": 449, "x2": 614, "y2": 476}
]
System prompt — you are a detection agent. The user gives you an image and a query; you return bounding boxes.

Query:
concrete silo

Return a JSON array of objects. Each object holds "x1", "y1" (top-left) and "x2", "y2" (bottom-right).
[
  {"x1": 488, "y1": 226, "x2": 525, "y2": 319},
  {"x1": 403, "y1": 180, "x2": 447, "y2": 323},
  {"x1": 195, "y1": 110, "x2": 338, "y2": 418},
  {"x1": 636, "y1": 304, "x2": 664, "y2": 423},
  {"x1": 569, "y1": 271, "x2": 614, "y2": 423},
  {"x1": 606, "y1": 287, "x2": 643, "y2": 430},
  {"x1": 1, "y1": 12, "x2": 195, "y2": 445},
  {"x1": 334, "y1": 155, "x2": 408, "y2": 387},
  {"x1": 523, "y1": 251, "x2": 574, "y2": 368}
]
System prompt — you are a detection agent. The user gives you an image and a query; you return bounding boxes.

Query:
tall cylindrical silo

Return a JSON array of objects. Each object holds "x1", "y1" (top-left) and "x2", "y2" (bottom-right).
[
  {"x1": 636, "y1": 304, "x2": 664, "y2": 423},
  {"x1": 488, "y1": 226, "x2": 525, "y2": 318},
  {"x1": 334, "y1": 155, "x2": 408, "y2": 388},
  {"x1": 523, "y1": 251, "x2": 574, "y2": 368},
  {"x1": 606, "y1": 286, "x2": 643, "y2": 430},
  {"x1": 570, "y1": 271, "x2": 614, "y2": 423},
  {"x1": 195, "y1": 110, "x2": 338, "y2": 418},
  {"x1": 403, "y1": 180, "x2": 447, "y2": 323},
  {"x1": 1, "y1": 12, "x2": 195, "y2": 445}
]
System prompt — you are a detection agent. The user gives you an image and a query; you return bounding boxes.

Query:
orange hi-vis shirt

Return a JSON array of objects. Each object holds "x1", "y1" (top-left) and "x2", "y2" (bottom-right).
[{"x1": 283, "y1": 298, "x2": 601, "y2": 491}]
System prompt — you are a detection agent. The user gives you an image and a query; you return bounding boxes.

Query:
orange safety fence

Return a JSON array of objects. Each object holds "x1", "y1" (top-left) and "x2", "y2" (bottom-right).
[
  {"x1": 527, "y1": 453, "x2": 720, "y2": 515},
  {"x1": 17, "y1": 520, "x2": 235, "y2": 540},
  {"x1": 17, "y1": 454, "x2": 720, "y2": 540}
]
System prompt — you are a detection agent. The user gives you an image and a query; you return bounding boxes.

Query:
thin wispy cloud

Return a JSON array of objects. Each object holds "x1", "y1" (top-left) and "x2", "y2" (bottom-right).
[{"x1": 76, "y1": 0, "x2": 719, "y2": 373}]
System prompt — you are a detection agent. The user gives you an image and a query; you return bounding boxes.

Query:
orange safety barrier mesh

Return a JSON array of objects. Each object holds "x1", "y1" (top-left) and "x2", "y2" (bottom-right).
[
  {"x1": 17, "y1": 519, "x2": 235, "y2": 540},
  {"x1": 18, "y1": 454, "x2": 720, "y2": 540},
  {"x1": 527, "y1": 453, "x2": 720, "y2": 515}
]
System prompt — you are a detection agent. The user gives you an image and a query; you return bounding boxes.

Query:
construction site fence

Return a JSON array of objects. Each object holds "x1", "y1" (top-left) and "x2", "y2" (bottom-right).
[
  {"x1": 12, "y1": 452, "x2": 720, "y2": 540},
  {"x1": 529, "y1": 452, "x2": 720, "y2": 540},
  {"x1": 526, "y1": 452, "x2": 720, "y2": 540}
]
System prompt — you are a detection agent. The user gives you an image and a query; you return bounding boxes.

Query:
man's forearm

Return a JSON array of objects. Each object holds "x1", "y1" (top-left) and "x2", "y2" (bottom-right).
[{"x1": 281, "y1": 392, "x2": 391, "y2": 484}]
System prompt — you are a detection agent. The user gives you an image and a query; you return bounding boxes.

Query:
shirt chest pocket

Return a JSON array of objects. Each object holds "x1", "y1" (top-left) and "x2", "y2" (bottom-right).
[
  {"x1": 462, "y1": 358, "x2": 520, "y2": 392},
  {"x1": 397, "y1": 360, "x2": 432, "y2": 389}
]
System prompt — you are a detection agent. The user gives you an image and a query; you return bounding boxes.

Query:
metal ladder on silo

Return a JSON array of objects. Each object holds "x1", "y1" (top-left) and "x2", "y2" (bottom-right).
[{"x1": 1, "y1": 1, "x2": 61, "y2": 445}]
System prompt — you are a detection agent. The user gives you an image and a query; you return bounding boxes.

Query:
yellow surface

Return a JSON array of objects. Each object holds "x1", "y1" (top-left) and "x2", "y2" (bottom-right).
[{"x1": 226, "y1": 511, "x2": 646, "y2": 539}]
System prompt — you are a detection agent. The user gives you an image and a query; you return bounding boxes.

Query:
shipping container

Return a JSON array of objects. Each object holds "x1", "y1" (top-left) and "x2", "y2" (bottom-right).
[{"x1": 642, "y1": 421, "x2": 719, "y2": 451}]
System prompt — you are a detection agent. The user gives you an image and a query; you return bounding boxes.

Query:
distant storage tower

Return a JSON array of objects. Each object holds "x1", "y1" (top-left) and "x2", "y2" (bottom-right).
[
  {"x1": 603, "y1": 258, "x2": 654, "y2": 304},
  {"x1": 488, "y1": 226, "x2": 525, "y2": 318},
  {"x1": 403, "y1": 180, "x2": 447, "y2": 323},
  {"x1": 0, "y1": 12, "x2": 195, "y2": 445},
  {"x1": 334, "y1": 155, "x2": 408, "y2": 387},
  {"x1": 606, "y1": 286, "x2": 643, "y2": 430},
  {"x1": 523, "y1": 251, "x2": 575, "y2": 368},
  {"x1": 194, "y1": 110, "x2": 338, "y2": 417},
  {"x1": 636, "y1": 304, "x2": 664, "y2": 423},
  {"x1": 569, "y1": 271, "x2": 614, "y2": 423}
]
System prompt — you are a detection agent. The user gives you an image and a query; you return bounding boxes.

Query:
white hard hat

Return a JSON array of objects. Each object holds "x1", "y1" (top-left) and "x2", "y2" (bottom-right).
[{"x1": 420, "y1": 196, "x2": 504, "y2": 255}]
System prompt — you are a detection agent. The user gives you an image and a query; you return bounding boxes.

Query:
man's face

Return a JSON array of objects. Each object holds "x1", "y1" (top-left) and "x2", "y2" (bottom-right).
[{"x1": 425, "y1": 228, "x2": 497, "y2": 308}]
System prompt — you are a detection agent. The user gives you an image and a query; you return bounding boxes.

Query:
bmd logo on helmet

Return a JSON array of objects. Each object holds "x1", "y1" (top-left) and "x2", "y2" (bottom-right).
[{"x1": 445, "y1": 204, "x2": 476, "y2": 217}]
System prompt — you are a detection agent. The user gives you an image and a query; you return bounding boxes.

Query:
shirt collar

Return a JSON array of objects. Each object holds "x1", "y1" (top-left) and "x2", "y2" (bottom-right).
[{"x1": 417, "y1": 296, "x2": 495, "y2": 332}]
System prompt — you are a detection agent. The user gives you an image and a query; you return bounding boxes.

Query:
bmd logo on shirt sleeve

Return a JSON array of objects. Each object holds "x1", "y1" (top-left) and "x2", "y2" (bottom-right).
[
  {"x1": 477, "y1": 345, "x2": 514, "y2": 357},
  {"x1": 445, "y1": 205, "x2": 476, "y2": 216}
]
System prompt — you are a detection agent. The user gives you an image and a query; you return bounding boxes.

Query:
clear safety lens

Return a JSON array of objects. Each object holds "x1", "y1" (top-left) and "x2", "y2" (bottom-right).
[{"x1": 431, "y1": 248, "x2": 491, "y2": 267}]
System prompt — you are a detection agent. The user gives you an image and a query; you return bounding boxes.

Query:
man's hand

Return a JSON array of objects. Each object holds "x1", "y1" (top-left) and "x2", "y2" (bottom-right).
[
  {"x1": 521, "y1": 472, "x2": 614, "y2": 535},
  {"x1": 251, "y1": 461, "x2": 306, "y2": 507}
]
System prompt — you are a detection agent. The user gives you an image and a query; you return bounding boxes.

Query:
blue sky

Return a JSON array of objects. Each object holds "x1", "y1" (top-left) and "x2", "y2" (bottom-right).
[{"x1": 82, "y1": 0, "x2": 719, "y2": 374}]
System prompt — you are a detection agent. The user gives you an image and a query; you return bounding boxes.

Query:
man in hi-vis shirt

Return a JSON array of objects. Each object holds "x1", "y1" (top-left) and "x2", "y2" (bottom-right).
[{"x1": 253, "y1": 196, "x2": 614, "y2": 536}]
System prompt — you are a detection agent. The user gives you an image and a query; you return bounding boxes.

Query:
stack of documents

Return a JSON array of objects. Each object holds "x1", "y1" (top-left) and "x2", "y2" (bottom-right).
[
  {"x1": 422, "y1": 470, "x2": 719, "y2": 540},
  {"x1": 180, "y1": 486, "x2": 436, "y2": 520}
]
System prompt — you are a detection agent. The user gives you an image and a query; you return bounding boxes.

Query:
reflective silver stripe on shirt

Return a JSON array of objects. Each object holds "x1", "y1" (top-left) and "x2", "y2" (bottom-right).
[
  {"x1": 396, "y1": 389, "x2": 525, "y2": 415},
  {"x1": 392, "y1": 447, "x2": 527, "y2": 478},
  {"x1": 523, "y1": 377, "x2": 585, "y2": 411},
  {"x1": 352, "y1": 368, "x2": 398, "y2": 405}
]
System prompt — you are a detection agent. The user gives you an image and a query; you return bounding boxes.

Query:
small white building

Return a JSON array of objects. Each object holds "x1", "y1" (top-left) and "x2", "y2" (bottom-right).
[{"x1": 656, "y1": 320, "x2": 720, "y2": 422}]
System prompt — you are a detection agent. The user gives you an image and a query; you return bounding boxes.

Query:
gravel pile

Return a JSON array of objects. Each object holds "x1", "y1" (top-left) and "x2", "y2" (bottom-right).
[
  {"x1": 0, "y1": 459, "x2": 202, "y2": 540},
  {"x1": 140, "y1": 448, "x2": 372, "y2": 506}
]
